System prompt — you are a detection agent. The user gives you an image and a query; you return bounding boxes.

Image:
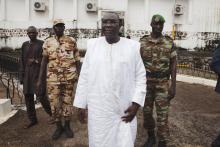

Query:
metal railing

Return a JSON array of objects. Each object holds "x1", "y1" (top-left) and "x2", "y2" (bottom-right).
[
  {"x1": 0, "y1": 72, "x2": 23, "y2": 104},
  {"x1": 0, "y1": 51, "x2": 23, "y2": 105},
  {"x1": 177, "y1": 51, "x2": 217, "y2": 80},
  {"x1": 0, "y1": 49, "x2": 218, "y2": 105},
  {"x1": 177, "y1": 64, "x2": 217, "y2": 79}
]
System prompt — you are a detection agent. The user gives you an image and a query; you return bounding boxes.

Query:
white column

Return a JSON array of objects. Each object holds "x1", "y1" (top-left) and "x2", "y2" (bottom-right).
[
  {"x1": 25, "y1": 0, "x2": 30, "y2": 20},
  {"x1": 49, "y1": 0, "x2": 54, "y2": 20},
  {"x1": 124, "y1": 0, "x2": 128, "y2": 32},
  {"x1": 144, "y1": 0, "x2": 150, "y2": 23},
  {"x1": 0, "y1": 0, "x2": 6, "y2": 20},
  {"x1": 187, "y1": 0, "x2": 193, "y2": 25},
  {"x1": 97, "y1": 0, "x2": 102, "y2": 29},
  {"x1": 172, "y1": 0, "x2": 175, "y2": 25},
  {"x1": 73, "y1": 0, "x2": 77, "y2": 21}
]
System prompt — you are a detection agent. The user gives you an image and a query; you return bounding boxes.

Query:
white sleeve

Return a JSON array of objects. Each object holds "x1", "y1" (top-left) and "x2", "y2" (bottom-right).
[
  {"x1": 132, "y1": 42, "x2": 146, "y2": 107},
  {"x1": 73, "y1": 40, "x2": 92, "y2": 109}
]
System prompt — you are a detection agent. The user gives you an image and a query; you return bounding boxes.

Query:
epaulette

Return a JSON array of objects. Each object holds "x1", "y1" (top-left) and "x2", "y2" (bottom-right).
[
  {"x1": 140, "y1": 35, "x2": 149, "y2": 39},
  {"x1": 44, "y1": 35, "x2": 54, "y2": 41},
  {"x1": 164, "y1": 35, "x2": 173, "y2": 41},
  {"x1": 140, "y1": 35, "x2": 150, "y2": 41},
  {"x1": 44, "y1": 36, "x2": 51, "y2": 40},
  {"x1": 66, "y1": 35, "x2": 76, "y2": 42}
]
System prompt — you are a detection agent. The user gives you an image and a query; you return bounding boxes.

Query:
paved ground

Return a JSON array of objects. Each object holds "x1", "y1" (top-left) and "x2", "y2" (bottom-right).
[{"x1": 0, "y1": 81, "x2": 220, "y2": 147}]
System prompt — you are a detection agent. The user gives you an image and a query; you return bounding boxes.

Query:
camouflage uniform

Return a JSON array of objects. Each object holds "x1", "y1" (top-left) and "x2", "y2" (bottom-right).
[
  {"x1": 140, "y1": 34, "x2": 177, "y2": 141},
  {"x1": 43, "y1": 35, "x2": 80, "y2": 121}
]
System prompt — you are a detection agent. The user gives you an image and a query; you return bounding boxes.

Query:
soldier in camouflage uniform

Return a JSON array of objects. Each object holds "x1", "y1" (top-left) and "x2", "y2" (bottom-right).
[
  {"x1": 37, "y1": 19, "x2": 81, "y2": 140},
  {"x1": 140, "y1": 14, "x2": 177, "y2": 147}
]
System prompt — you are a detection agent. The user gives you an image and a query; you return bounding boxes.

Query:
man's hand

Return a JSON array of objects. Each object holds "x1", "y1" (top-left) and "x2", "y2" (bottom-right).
[
  {"x1": 168, "y1": 86, "x2": 176, "y2": 101},
  {"x1": 36, "y1": 81, "x2": 42, "y2": 96},
  {"x1": 121, "y1": 102, "x2": 140, "y2": 123},
  {"x1": 77, "y1": 108, "x2": 86, "y2": 124}
]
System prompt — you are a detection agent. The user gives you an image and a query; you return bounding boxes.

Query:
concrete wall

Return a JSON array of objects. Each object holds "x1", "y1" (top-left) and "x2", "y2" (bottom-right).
[
  {"x1": 0, "y1": 0, "x2": 220, "y2": 50},
  {"x1": 127, "y1": 0, "x2": 146, "y2": 30}
]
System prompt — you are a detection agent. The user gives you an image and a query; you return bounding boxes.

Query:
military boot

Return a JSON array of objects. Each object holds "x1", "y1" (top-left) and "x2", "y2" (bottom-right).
[
  {"x1": 143, "y1": 130, "x2": 156, "y2": 147},
  {"x1": 158, "y1": 140, "x2": 167, "y2": 147},
  {"x1": 52, "y1": 121, "x2": 63, "y2": 140},
  {"x1": 64, "y1": 120, "x2": 74, "y2": 138}
]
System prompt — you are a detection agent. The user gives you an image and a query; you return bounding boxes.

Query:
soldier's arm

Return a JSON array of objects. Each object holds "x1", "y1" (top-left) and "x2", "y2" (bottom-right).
[
  {"x1": 139, "y1": 37, "x2": 145, "y2": 58},
  {"x1": 170, "y1": 57, "x2": 177, "y2": 91},
  {"x1": 36, "y1": 55, "x2": 48, "y2": 96},
  {"x1": 73, "y1": 41, "x2": 81, "y2": 75},
  {"x1": 76, "y1": 61, "x2": 81, "y2": 75},
  {"x1": 37, "y1": 40, "x2": 49, "y2": 96},
  {"x1": 169, "y1": 42, "x2": 177, "y2": 99}
]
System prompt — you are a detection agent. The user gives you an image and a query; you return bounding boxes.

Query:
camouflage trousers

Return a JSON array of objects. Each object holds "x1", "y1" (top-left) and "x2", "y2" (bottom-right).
[
  {"x1": 143, "y1": 79, "x2": 170, "y2": 141},
  {"x1": 47, "y1": 81, "x2": 75, "y2": 122}
]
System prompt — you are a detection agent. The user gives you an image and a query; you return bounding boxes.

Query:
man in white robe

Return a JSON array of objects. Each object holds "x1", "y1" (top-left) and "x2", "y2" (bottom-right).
[{"x1": 73, "y1": 12, "x2": 146, "y2": 147}]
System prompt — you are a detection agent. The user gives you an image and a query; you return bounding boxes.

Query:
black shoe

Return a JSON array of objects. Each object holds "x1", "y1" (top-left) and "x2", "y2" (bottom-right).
[
  {"x1": 143, "y1": 130, "x2": 156, "y2": 147},
  {"x1": 143, "y1": 136, "x2": 156, "y2": 147},
  {"x1": 158, "y1": 140, "x2": 167, "y2": 147},
  {"x1": 64, "y1": 120, "x2": 74, "y2": 138},
  {"x1": 52, "y1": 121, "x2": 63, "y2": 140}
]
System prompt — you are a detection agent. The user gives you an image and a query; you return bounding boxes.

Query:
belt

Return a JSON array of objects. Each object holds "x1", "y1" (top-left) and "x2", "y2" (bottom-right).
[{"x1": 146, "y1": 71, "x2": 169, "y2": 79}]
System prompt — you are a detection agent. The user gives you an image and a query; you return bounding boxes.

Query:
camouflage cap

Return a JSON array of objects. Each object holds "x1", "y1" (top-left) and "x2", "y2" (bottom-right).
[
  {"x1": 151, "y1": 14, "x2": 165, "y2": 23},
  {"x1": 53, "y1": 19, "x2": 65, "y2": 26}
]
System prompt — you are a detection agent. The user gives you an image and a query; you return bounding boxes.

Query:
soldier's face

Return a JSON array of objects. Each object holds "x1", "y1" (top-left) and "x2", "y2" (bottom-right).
[
  {"x1": 151, "y1": 22, "x2": 164, "y2": 34},
  {"x1": 27, "y1": 28, "x2": 38, "y2": 41},
  {"x1": 102, "y1": 13, "x2": 120, "y2": 38},
  {"x1": 53, "y1": 24, "x2": 65, "y2": 37}
]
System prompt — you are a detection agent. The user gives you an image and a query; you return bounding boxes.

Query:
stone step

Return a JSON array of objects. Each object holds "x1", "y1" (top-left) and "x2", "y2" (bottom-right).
[{"x1": 0, "y1": 99, "x2": 11, "y2": 117}]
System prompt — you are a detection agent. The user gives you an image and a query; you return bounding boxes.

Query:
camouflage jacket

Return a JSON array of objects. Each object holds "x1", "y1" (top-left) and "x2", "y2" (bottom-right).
[
  {"x1": 42, "y1": 35, "x2": 80, "y2": 83},
  {"x1": 140, "y1": 35, "x2": 177, "y2": 80}
]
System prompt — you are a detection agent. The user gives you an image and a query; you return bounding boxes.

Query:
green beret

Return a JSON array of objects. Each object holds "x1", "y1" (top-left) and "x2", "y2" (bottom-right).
[{"x1": 151, "y1": 14, "x2": 165, "y2": 23}]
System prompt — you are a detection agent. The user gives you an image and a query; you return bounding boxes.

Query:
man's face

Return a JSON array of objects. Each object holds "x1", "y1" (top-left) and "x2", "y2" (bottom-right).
[
  {"x1": 53, "y1": 23, "x2": 65, "y2": 37},
  {"x1": 27, "y1": 28, "x2": 38, "y2": 40},
  {"x1": 102, "y1": 13, "x2": 120, "y2": 38},
  {"x1": 151, "y1": 21, "x2": 164, "y2": 34}
]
